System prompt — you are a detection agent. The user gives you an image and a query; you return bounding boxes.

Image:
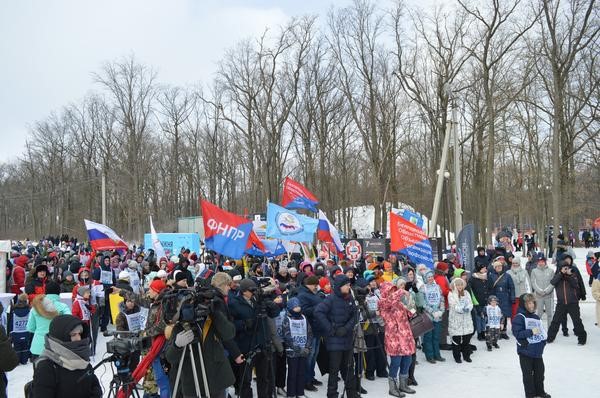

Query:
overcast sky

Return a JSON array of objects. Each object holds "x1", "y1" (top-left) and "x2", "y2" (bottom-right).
[{"x1": 0, "y1": 0, "x2": 444, "y2": 162}]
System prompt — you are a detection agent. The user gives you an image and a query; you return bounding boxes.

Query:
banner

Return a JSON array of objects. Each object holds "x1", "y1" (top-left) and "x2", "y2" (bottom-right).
[
  {"x1": 390, "y1": 212, "x2": 434, "y2": 269},
  {"x1": 266, "y1": 202, "x2": 318, "y2": 243},
  {"x1": 109, "y1": 293, "x2": 124, "y2": 325},
  {"x1": 456, "y1": 224, "x2": 475, "y2": 272},
  {"x1": 143, "y1": 233, "x2": 201, "y2": 257},
  {"x1": 201, "y1": 200, "x2": 255, "y2": 259},
  {"x1": 281, "y1": 177, "x2": 319, "y2": 213}
]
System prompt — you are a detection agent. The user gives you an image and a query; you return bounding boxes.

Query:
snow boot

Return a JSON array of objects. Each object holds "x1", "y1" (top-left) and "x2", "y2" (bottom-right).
[
  {"x1": 407, "y1": 376, "x2": 418, "y2": 386},
  {"x1": 398, "y1": 376, "x2": 416, "y2": 394},
  {"x1": 452, "y1": 345, "x2": 462, "y2": 363},
  {"x1": 388, "y1": 377, "x2": 404, "y2": 397}
]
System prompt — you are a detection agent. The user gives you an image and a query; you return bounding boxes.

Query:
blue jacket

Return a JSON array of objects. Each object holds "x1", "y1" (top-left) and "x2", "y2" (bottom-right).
[
  {"x1": 512, "y1": 298, "x2": 546, "y2": 358},
  {"x1": 228, "y1": 294, "x2": 280, "y2": 354},
  {"x1": 314, "y1": 275, "x2": 357, "y2": 352},
  {"x1": 295, "y1": 285, "x2": 324, "y2": 336},
  {"x1": 488, "y1": 270, "x2": 515, "y2": 317}
]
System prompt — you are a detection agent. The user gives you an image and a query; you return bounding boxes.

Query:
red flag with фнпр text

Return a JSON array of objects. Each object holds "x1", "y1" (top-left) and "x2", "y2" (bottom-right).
[{"x1": 390, "y1": 212, "x2": 434, "y2": 269}]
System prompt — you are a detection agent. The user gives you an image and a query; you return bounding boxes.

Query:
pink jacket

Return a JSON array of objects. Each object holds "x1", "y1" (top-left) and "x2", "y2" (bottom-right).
[{"x1": 378, "y1": 283, "x2": 416, "y2": 356}]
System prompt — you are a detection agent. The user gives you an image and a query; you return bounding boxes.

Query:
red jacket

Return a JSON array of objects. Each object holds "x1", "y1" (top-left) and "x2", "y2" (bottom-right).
[
  {"x1": 10, "y1": 264, "x2": 26, "y2": 295},
  {"x1": 72, "y1": 296, "x2": 96, "y2": 324},
  {"x1": 433, "y1": 273, "x2": 450, "y2": 308}
]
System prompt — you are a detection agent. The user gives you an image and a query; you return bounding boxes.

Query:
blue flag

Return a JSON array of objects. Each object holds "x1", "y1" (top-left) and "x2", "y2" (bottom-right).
[{"x1": 266, "y1": 202, "x2": 318, "y2": 243}]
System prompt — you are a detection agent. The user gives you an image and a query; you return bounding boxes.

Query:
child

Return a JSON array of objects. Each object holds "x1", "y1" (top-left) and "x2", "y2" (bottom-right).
[
  {"x1": 282, "y1": 297, "x2": 312, "y2": 398},
  {"x1": 485, "y1": 295, "x2": 504, "y2": 351},
  {"x1": 60, "y1": 270, "x2": 77, "y2": 293},
  {"x1": 72, "y1": 286, "x2": 95, "y2": 353},
  {"x1": 8, "y1": 294, "x2": 31, "y2": 365},
  {"x1": 422, "y1": 270, "x2": 445, "y2": 363},
  {"x1": 512, "y1": 293, "x2": 550, "y2": 398}
]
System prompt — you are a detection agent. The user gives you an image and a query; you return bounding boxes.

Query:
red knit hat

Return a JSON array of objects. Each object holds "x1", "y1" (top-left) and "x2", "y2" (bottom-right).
[
  {"x1": 149, "y1": 279, "x2": 167, "y2": 294},
  {"x1": 435, "y1": 261, "x2": 448, "y2": 272}
]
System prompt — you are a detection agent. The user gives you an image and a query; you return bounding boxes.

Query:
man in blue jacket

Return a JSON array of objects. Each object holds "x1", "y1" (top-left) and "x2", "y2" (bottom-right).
[
  {"x1": 296, "y1": 275, "x2": 324, "y2": 391},
  {"x1": 512, "y1": 293, "x2": 551, "y2": 398},
  {"x1": 314, "y1": 275, "x2": 359, "y2": 398}
]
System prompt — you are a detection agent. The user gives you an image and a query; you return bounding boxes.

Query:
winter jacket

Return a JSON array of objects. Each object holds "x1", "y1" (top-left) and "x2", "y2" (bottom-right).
[
  {"x1": 228, "y1": 294, "x2": 280, "y2": 354},
  {"x1": 531, "y1": 265, "x2": 555, "y2": 297},
  {"x1": 296, "y1": 285, "x2": 324, "y2": 336},
  {"x1": 433, "y1": 273, "x2": 450, "y2": 308},
  {"x1": 282, "y1": 313, "x2": 313, "y2": 358},
  {"x1": 60, "y1": 279, "x2": 77, "y2": 293},
  {"x1": 448, "y1": 285, "x2": 474, "y2": 337},
  {"x1": 71, "y1": 295, "x2": 95, "y2": 325},
  {"x1": 0, "y1": 326, "x2": 18, "y2": 398},
  {"x1": 26, "y1": 294, "x2": 72, "y2": 355},
  {"x1": 488, "y1": 270, "x2": 515, "y2": 317},
  {"x1": 165, "y1": 308, "x2": 236, "y2": 396},
  {"x1": 507, "y1": 267, "x2": 531, "y2": 297},
  {"x1": 32, "y1": 356, "x2": 102, "y2": 398},
  {"x1": 468, "y1": 273, "x2": 491, "y2": 306},
  {"x1": 314, "y1": 276, "x2": 358, "y2": 352},
  {"x1": 115, "y1": 303, "x2": 141, "y2": 332},
  {"x1": 422, "y1": 281, "x2": 445, "y2": 319},
  {"x1": 512, "y1": 297, "x2": 546, "y2": 358},
  {"x1": 9, "y1": 263, "x2": 26, "y2": 295},
  {"x1": 25, "y1": 277, "x2": 47, "y2": 303},
  {"x1": 378, "y1": 283, "x2": 415, "y2": 356},
  {"x1": 551, "y1": 268, "x2": 581, "y2": 305}
]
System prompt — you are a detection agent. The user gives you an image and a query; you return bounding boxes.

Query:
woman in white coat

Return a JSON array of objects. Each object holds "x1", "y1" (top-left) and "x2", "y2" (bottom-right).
[{"x1": 448, "y1": 278, "x2": 474, "y2": 363}]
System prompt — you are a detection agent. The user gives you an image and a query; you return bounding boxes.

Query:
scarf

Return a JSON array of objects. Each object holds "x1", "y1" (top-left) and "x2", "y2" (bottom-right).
[{"x1": 40, "y1": 335, "x2": 91, "y2": 370}]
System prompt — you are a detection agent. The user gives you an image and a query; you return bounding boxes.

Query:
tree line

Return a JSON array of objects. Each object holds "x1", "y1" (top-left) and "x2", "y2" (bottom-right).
[{"x1": 0, "y1": 0, "x2": 598, "y2": 245}]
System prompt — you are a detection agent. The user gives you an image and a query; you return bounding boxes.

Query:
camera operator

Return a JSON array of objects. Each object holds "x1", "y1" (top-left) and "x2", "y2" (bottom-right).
[
  {"x1": 546, "y1": 262, "x2": 587, "y2": 344},
  {"x1": 164, "y1": 280, "x2": 237, "y2": 398},
  {"x1": 210, "y1": 273, "x2": 245, "y2": 366},
  {"x1": 31, "y1": 314, "x2": 102, "y2": 398},
  {"x1": 314, "y1": 274, "x2": 359, "y2": 398},
  {"x1": 228, "y1": 278, "x2": 281, "y2": 398}
]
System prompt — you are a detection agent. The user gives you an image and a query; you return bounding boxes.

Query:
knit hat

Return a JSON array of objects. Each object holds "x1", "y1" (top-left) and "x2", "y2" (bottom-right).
[
  {"x1": 35, "y1": 263, "x2": 48, "y2": 275},
  {"x1": 128, "y1": 260, "x2": 138, "y2": 269},
  {"x1": 287, "y1": 297, "x2": 301, "y2": 312},
  {"x1": 45, "y1": 281, "x2": 61, "y2": 295},
  {"x1": 304, "y1": 275, "x2": 319, "y2": 286},
  {"x1": 149, "y1": 279, "x2": 167, "y2": 294},
  {"x1": 435, "y1": 262, "x2": 448, "y2": 272},
  {"x1": 49, "y1": 314, "x2": 86, "y2": 343},
  {"x1": 156, "y1": 269, "x2": 168, "y2": 279},
  {"x1": 77, "y1": 286, "x2": 91, "y2": 297},
  {"x1": 288, "y1": 267, "x2": 298, "y2": 274},
  {"x1": 173, "y1": 270, "x2": 187, "y2": 283},
  {"x1": 333, "y1": 274, "x2": 351, "y2": 290},
  {"x1": 319, "y1": 277, "x2": 330, "y2": 291},
  {"x1": 363, "y1": 270, "x2": 375, "y2": 282},
  {"x1": 118, "y1": 270, "x2": 130, "y2": 280},
  {"x1": 63, "y1": 270, "x2": 73, "y2": 279},
  {"x1": 424, "y1": 270, "x2": 434, "y2": 280},
  {"x1": 239, "y1": 278, "x2": 257, "y2": 292},
  {"x1": 487, "y1": 295, "x2": 498, "y2": 304},
  {"x1": 453, "y1": 268, "x2": 466, "y2": 279}
]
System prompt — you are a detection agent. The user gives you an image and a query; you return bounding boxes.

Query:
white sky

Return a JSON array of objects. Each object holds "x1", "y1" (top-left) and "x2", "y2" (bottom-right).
[{"x1": 0, "y1": 0, "x2": 444, "y2": 161}]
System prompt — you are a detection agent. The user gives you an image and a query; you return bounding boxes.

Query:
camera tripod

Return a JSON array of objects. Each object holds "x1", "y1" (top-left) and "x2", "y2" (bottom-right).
[
  {"x1": 82, "y1": 354, "x2": 142, "y2": 398},
  {"x1": 172, "y1": 324, "x2": 211, "y2": 398}
]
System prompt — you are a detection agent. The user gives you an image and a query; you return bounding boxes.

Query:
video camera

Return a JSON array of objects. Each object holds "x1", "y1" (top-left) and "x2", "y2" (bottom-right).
[
  {"x1": 103, "y1": 330, "x2": 152, "y2": 357},
  {"x1": 162, "y1": 286, "x2": 216, "y2": 325}
]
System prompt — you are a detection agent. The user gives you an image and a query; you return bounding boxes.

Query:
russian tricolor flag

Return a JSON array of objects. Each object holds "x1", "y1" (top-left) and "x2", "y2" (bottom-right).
[
  {"x1": 317, "y1": 210, "x2": 344, "y2": 253},
  {"x1": 281, "y1": 177, "x2": 319, "y2": 213},
  {"x1": 84, "y1": 219, "x2": 129, "y2": 251}
]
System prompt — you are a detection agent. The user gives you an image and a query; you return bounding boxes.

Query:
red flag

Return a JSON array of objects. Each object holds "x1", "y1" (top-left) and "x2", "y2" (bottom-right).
[{"x1": 281, "y1": 177, "x2": 319, "y2": 212}]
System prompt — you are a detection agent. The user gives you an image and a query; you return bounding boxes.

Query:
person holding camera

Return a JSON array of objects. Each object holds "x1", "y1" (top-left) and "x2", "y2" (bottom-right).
[
  {"x1": 31, "y1": 314, "x2": 102, "y2": 398},
  {"x1": 314, "y1": 274, "x2": 359, "y2": 398},
  {"x1": 164, "y1": 279, "x2": 237, "y2": 398},
  {"x1": 228, "y1": 278, "x2": 281, "y2": 398},
  {"x1": 546, "y1": 262, "x2": 587, "y2": 345}
]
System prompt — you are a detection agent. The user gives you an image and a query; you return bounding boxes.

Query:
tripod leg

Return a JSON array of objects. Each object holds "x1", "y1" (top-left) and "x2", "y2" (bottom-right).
[
  {"x1": 189, "y1": 344, "x2": 202, "y2": 397},
  {"x1": 196, "y1": 342, "x2": 210, "y2": 397},
  {"x1": 173, "y1": 344, "x2": 188, "y2": 398}
]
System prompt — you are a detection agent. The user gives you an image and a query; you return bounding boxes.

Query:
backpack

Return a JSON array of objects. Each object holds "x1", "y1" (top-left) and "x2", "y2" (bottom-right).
[{"x1": 24, "y1": 358, "x2": 59, "y2": 398}]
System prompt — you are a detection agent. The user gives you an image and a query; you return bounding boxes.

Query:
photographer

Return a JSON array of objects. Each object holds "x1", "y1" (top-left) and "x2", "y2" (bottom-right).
[
  {"x1": 546, "y1": 262, "x2": 587, "y2": 345},
  {"x1": 164, "y1": 281, "x2": 237, "y2": 398},
  {"x1": 228, "y1": 278, "x2": 281, "y2": 398},
  {"x1": 314, "y1": 274, "x2": 359, "y2": 398},
  {"x1": 31, "y1": 314, "x2": 102, "y2": 398}
]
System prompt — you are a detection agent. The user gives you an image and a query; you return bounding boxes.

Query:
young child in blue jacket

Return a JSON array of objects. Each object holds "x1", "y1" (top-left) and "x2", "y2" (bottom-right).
[
  {"x1": 512, "y1": 293, "x2": 551, "y2": 398},
  {"x1": 282, "y1": 297, "x2": 313, "y2": 398},
  {"x1": 7, "y1": 294, "x2": 31, "y2": 365}
]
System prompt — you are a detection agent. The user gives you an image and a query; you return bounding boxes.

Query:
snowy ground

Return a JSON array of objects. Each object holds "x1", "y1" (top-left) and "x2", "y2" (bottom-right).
[{"x1": 7, "y1": 247, "x2": 600, "y2": 397}]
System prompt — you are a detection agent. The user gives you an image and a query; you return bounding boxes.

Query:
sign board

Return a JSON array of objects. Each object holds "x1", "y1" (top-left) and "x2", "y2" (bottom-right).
[
  {"x1": 345, "y1": 240, "x2": 362, "y2": 261},
  {"x1": 144, "y1": 233, "x2": 201, "y2": 256},
  {"x1": 363, "y1": 238, "x2": 387, "y2": 258},
  {"x1": 177, "y1": 217, "x2": 204, "y2": 239}
]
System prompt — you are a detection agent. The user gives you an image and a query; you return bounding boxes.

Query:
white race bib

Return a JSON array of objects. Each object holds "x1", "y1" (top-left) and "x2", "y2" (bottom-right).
[
  {"x1": 11, "y1": 314, "x2": 28, "y2": 334},
  {"x1": 139, "y1": 306, "x2": 149, "y2": 330},
  {"x1": 524, "y1": 316, "x2": 547, "y2": 344},
  {"x1": 425, "y1": 286, "x2": 441, "y2": 307},
  {"x1": 288, "y1": 316, "x2": 307, "y2": 347},
  {"x1": 100, "y1": 270, "x2": 113, "y2": 285},
  {"x1": 77, "y1": 299, "x2": 91, "y2": 321},
  {"x1": 486, "y1": 306, "x2": 502, "y2": 328},
  {"x1": 129, "y1": 271, "x2": 141, "y2": 293},
  {"x1": 275, "y1": 310, "x2": 286, "y2": 339},
  {"x1": 125, "y1": 311, "x2": 142, "y2": 332},
  {"x1": 365, "y1": 295, "x2": 379, "y2": 311}
]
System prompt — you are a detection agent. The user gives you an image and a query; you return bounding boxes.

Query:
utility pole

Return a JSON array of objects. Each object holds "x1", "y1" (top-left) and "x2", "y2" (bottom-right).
[
  {"x1": 430, "y1": 122, "x2": 451, "y2": 238},
  {"x1": 102, "y1": 172, "x2": 107, "y2": 225},
  {"x1": 452, "y1": 99, "x2": 463, "y2": 234}
]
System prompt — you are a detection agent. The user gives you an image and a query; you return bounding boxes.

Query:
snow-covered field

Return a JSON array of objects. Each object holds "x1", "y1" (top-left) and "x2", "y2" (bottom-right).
[{"x1": 7, "y1": 248, "x2": 600, "y2": 397}]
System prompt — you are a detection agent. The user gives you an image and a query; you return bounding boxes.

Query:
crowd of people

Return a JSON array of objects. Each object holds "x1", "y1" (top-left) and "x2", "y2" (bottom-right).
[{"x1": 0, "y1": 235, "x2": 598, "y2": 398}]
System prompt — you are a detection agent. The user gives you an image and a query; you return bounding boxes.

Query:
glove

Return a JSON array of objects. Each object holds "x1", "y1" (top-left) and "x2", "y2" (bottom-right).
[
  {"x1": 433, "y1": 311, "x2": 443, "y2": 321},
  {"x1": 300, "y1": 348, "x2": 310, "y2": 357},
  {"x1": 174, "y1": 329, "x2": 194, "y2": 348},
  {"x1": 244, "y1": 319, "x2": 255, "y2": 331},
  {"x1": 335, "y1": 327, "x2": 348, "y2": 337}
]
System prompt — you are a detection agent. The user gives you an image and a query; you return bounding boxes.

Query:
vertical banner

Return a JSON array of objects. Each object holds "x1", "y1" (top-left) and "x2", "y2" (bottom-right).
[{"x1": 456, "y1": 224, "x2": 475, "y2": 272}]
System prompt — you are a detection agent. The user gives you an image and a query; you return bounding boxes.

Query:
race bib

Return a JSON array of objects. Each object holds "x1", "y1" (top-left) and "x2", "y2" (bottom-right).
[
  {"x1": 78, "y1": 299, "x2": 91, "y2": 321},
  {"x1": 524, "y1": 316, "x2": 547, "y2": 344},
  {"x1": 486, "y1": 306, "x2": 502, "y2": 328},
  {"x1": 425, "y1": 286, "x2": 441, "y2": 307},
  {"x1": 100, "y1": 270, "x2": 113, "y2": 285},
  {"x1": 139, "y1": 306, "x2": 149, "y2": 330},
  {"x1": 125, "y1": 311, "x2": 142, "y2": 332},
  {"x1": 11, "y1": 314, "x2": 28, "y2": 334},
  {"x1": 365, "y1": 295, "x2": 379, "y2": 312},
  {"x1": 129, "y1": 271, "x2": 141, "y2": 293},
  {"x1": 288, "y1": 316, "x2": 307, "y2": 347},
  {"x1": 275, "y1": 310, "x2": 286, "y2": 339}
]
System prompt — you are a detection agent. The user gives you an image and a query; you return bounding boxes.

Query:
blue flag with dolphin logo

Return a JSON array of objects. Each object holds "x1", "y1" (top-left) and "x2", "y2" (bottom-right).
[{"x1": 266, "y1": 202, "x2": 318, "y2": 243}]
